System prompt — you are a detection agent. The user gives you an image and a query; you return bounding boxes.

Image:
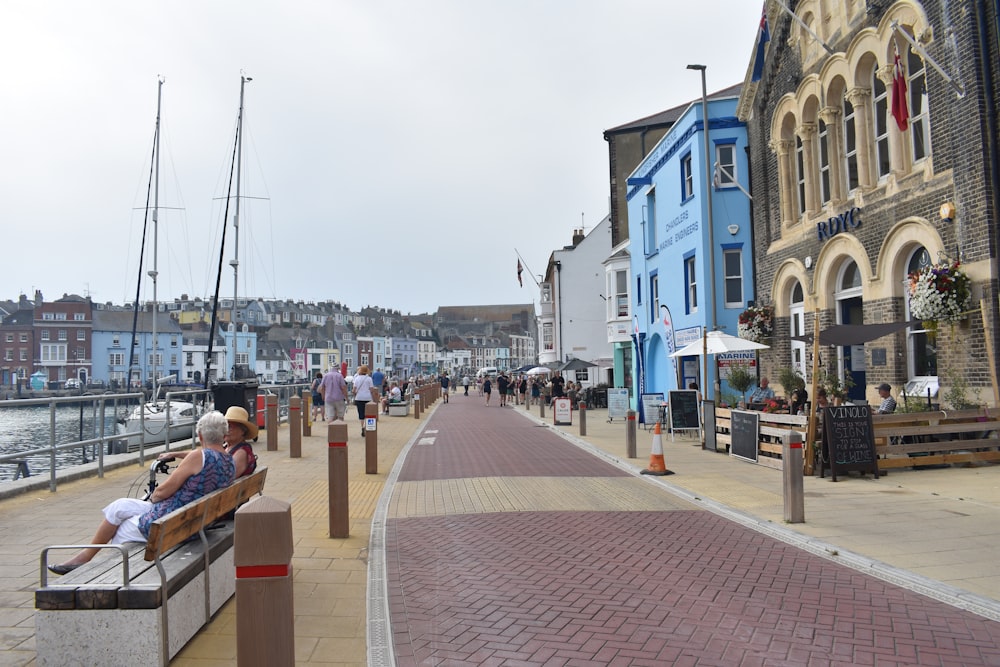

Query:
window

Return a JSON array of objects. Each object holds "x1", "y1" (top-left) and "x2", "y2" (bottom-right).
[
  {"x1": 817, "y1": 119, "x2": 831, "y2": 205},
  {"x1": 76, "y1": 347, "x2": 85, "y2": 359},
  {"x1": 905, "y1": 247, "x2": 936, "y2": 377},
  {"x1": 650, "y1": 273, "x2": 659, "y2": 322},
  {"x1": 109, "y1": 352, "x2": 124, "y2": 366},
  {"x1": 716, "y1": 143, "x2": 736, "y2": 187},
  {"x1": 843, "y1": 97, "x2": 859, "y2": 191},
  {"x1": 5, "y1": 334, "x2": 11, "y2": 343},
  {"x1": 19, "y1": 333, "x2": 27, "y2": 343},
  {"x1": 615, "y1": 270, "x2": 629, "y2": 318},
  {"x1": 112, "y1": 335, "x2": 120, "y2": 346},
  {"x1": 542, "y1": 323, "x2": 554, "y2": 351},
  {"x1": 74, "y1": 313, "x2": 84, "y2": 321},
  {"x1": 235, "y1": 353, "x2": 248, "y2": 365},
  {"x1": 723, "y1": 248, "x2": 743, "y2": 307},
  {"x1": 56, "y1": 312, "x2": 66, "y2": 321},
  {"x1": 4, "y1": 350, "x2": 11, "y2": 361},
  {"x1": 41, "y1": 344, "x2": 66, "y2": 361},
  {"x1": 636, "y1": 276, "x2": 642, "y2": 305},
  {"x1": 790, "y1": 282, "x2": 807, "y2": 378},
  {"x1": 77, "y1": 330, "x2": 86, "y2": 340},
  {"x1": 171, "y1": 335, "x2": 178, "y2": 347},
  {"x1": 908, "y1": 46, "x2": 929, "y2": 162},
  {"x1": 41, "y1": 330, "x2": 50, "y2": 342},
  {"x1": 541, "y1": 283, "x2": 552, "y2": 303},
  {"x1": 43, "y1": 312, "x2": 54, "y2": 320},
  {"x1": 681, "y1": 152, "x2": 694, "y2": 200},
  {"x1": 58, "y1": 330, "x2": 67, "y2": 341},
  {"x1": 360, "y1": 353, "x2": 369, "y2": 366},
  {"x1": 644, "y1": 191, "x2": 656, "y2": 253},
  {"x1": 872, "y1": 73, "x2": 890, "y2": 178},
  {"x1": 685, "y1": 255, "x2": 698, "y2": 313},
  {"x1": 170, "y1": 354, "x2": 177, "y2": 365},
  {"x1": 148, "y1": 353, "x2": 162, "y2": 366},
  {"x1": 795, "y1": 136, "x2": 807, "y2": 216},
  {"x1": 20, "y1": 349, "x2": 27, "y2": 361}
]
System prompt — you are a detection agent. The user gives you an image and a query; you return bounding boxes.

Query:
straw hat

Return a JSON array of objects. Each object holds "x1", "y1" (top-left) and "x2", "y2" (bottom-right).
[{"x1": 223, "y1": 405, "x2": 259, "y2": 441}]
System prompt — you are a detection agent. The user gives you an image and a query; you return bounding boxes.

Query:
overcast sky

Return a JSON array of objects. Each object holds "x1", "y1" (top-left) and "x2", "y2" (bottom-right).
[{"x1": 2, "y1": 1, "x2": 762, "y2": 316}]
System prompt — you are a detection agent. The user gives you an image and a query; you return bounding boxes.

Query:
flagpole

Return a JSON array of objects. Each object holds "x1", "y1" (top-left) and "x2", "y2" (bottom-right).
[
  {"x1": 770, "y1": 0, "x2": 835, "y2": 55},
  {"x1": 891, "y1": 21, "x2": 965, "y2": 97},
  {"x1": 513, "y1": 248, "x2": 541, "y2": 288}
]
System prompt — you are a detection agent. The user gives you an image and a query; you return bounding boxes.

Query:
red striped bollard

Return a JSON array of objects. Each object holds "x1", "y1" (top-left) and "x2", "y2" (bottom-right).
[
  {"x1": 327, "y1": 421, "x2": 349, "y2": 538},
  {"x1": 235, "y1": 496, "x2": 295, "y2": 666},
  {"x1": 289, "y1": 395, "x2": 301, "y2": 458}
]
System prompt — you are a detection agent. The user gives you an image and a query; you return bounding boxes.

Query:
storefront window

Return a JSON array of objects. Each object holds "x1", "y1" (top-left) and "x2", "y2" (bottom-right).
[{"x1": 906, "y1": 247, "x2": 936, "y2": 377}]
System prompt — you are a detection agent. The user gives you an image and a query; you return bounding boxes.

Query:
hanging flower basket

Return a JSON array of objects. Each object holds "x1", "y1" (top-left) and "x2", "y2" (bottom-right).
[
  {"x1": 737, "y1": 305, "x2": 774, "y2": 343},
  {"x1": 907, "y1": 258, "x2": 971, "y2": 326}
]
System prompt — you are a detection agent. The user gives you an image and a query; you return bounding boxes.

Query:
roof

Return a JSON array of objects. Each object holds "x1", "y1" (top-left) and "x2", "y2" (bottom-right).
[
  {"x1": 604, "y1": 82, "x2": 743, "y2": 134},
  {"x1": 92, "y1": 310, "x2": 181, "y2": 333}
]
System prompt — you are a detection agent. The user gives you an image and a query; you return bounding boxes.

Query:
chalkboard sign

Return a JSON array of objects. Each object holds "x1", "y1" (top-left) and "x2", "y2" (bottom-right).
[
  {"x1": 703, "y1": 400, "x2": 717, "y2": 451},
  {"x1": 640, "y1": 393, "x2": 665, "y2": 425},
  {"x1": 668, "y1": 390, "x2": 700, "y2": 431},
  {"x1": 730, "y1": 410, "x2": 759, "y2": 462},
  {"x1": 822, "y1": 404, "x2": 879, "y2": 480},
  {"x1": 607, "y1": 388, "x2": 630, "y2": 420}
]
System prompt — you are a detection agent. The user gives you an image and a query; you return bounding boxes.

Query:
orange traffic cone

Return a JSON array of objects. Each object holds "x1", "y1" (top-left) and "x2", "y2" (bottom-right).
[{"x1": 641, "y1": 421, "x2": 673, "y2": 476}]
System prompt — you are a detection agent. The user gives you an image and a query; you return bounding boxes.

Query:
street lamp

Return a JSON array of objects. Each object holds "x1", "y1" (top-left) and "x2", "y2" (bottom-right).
[{"x1": 687, "y1": 63, "x2": 719, "y2": 400}]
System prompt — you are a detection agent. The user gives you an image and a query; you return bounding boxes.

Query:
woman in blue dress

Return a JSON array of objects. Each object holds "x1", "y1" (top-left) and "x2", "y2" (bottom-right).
[{"x1": 48, "y1": 411, "x2": 235, "y2": 574}]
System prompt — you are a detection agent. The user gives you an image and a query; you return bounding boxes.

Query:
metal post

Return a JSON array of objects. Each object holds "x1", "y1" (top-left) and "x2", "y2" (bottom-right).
[
  {"x1": 626, "y1": 409, "x2": 637, "y2": 458},
  {"x1": 364, "y1": 401, "x2": 378, "y2": 474},
  {"x1": 288, "y1": 396, "x2": 301, "y2": 458},
  {"x1": 783, "y1": 430, "x2": 805, "y2": 523},
  {"x1": 579, "y1": 402, "x2": 587, "y2": 437},
  {"x1": 327, "y1": 421, "x2": 349, "y2": 538}
]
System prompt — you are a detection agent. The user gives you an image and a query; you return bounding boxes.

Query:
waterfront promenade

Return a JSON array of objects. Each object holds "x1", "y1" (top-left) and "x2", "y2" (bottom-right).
[{"x1": 1, "y1": 394, "x2": 1000, "y2": 664}]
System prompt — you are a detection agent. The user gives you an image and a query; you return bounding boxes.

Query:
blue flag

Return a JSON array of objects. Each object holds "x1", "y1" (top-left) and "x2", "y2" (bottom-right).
[{"x1": 751, "y1": 4, "x2": 770, "y2": 83}]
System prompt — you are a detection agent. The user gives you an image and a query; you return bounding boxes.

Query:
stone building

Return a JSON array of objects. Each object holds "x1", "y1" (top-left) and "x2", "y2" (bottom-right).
[{"x1": 739, "y1": 0, "x2": 1000, "y2": 406}]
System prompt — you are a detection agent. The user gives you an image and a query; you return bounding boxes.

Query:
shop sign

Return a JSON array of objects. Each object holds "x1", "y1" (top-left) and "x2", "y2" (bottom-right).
[{"x1": 817, "y1": 206, "x2": 862, "y2": 242}]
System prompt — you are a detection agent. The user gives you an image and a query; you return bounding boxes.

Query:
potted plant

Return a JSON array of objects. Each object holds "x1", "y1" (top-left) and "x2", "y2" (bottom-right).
[
  {"x1": 819, "y1": 366, "x2": 855, "y2": 405},
  {"x1": 725, "y1": 361, "x2": 756, "y2": 408},
  {"x1": 907, "y1": 257, "x2": 972, "y2": 328},
  {"x1": 737, "y1": 305, "x2": 774, "y2": 343},
  {"x1": 775, "y1": 366, "x2": 805, "y2": 395}
]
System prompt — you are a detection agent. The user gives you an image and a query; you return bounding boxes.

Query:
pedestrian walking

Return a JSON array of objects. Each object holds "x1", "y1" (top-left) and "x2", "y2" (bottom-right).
[
  {"x1": 496, "y1": 372, "x2": 509, "y2": 407},
  {"x1": 310, "y1": 371, "x2": 324, "y2": 422},
  {"x1": 463, "y1": 375, "x2": 470, "y2": 396},
  {"x1": 319, "y1": 365, "x2": 349, "y2": 422},
  {"x1": 483, "y1": 376, "x2": 492, "y2": 406},
  {"x1": 352, "y1": 365, "x2": 375, "y2": 437}
]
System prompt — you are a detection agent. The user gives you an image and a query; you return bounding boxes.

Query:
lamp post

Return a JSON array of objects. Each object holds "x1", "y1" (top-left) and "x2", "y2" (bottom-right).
[{"x1": 687, "y1": 63, "x2": 719, "y2": 400}]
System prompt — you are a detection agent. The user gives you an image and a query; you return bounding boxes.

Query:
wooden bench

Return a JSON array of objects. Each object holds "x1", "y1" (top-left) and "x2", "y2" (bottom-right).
[
  {"x1": 35, "y1": 467, "x2": 267, "y2": 666},
  {"x1": 712, "y1": 407, "x2": 808, "y2": 470},
  {"x1": 872, "y1": 409, "x2": 1000, "y2": 469}
]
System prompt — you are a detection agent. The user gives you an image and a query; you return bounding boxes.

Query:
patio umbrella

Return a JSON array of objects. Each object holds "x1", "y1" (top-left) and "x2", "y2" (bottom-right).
[
  {"x1": 669, "y1": 330, "x2": 770, "y2": 357},
  {"x1": 559, "y1": 358, "x2": 598, "y2": 372},
  {"x1": 525, "y1": 366, "x2": 551, "y2": 376}
]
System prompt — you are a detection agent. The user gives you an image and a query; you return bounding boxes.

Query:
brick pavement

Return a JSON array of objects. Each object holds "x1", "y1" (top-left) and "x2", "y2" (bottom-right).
[{"x1": 385, "y1": 401, "x2": 1000, "y2": 666}]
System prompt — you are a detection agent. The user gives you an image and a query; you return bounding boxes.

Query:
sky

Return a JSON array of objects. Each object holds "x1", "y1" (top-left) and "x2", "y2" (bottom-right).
[{"x1": 1, "y1": 1, "x2": 763, "y2": 317}]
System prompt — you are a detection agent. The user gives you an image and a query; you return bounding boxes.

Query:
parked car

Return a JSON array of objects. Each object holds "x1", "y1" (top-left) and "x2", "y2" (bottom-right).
[{"x1": 64, "y1": 379, "x2": 81, "y2": 390}]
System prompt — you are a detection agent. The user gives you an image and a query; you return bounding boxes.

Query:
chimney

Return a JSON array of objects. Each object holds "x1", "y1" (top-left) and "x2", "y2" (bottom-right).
[{"x1": 572, "y1": 228, "x2": 585, "y2": 247}]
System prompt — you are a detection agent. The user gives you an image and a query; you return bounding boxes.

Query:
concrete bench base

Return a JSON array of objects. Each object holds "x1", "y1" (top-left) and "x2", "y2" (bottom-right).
[
  {"x1": 388, "y1": 402, "x2": 410, "y2": 416},
  {"x1": 35, "y1": 528, "x2": 236, "y2": 666}
]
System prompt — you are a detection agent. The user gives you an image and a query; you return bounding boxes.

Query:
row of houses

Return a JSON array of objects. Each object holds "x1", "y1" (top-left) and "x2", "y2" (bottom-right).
[
  {"x1": 0, "y1": 293, "x2": 538, "y2": 388},
  {"x1": 537, "y1": 0, "x2": 1000, "y2": 411}
]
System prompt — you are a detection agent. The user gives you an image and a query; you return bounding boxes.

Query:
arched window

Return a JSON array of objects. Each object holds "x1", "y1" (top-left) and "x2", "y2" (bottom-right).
[
  {"x1": 795, "y1": 136, "x2": 807, "y2": 216},
  {"x1": 790, "y1": 281, "x2": 807, "y2": 378},
  {"x1": 905, "y1": 246, "x2": 936, "y2": 377},
  {"x1": 843, "y1": 97, "x2": 859, "y2": 191},
  {"x1": 818, "y1": 118, "x2": 831, "y2": 205},
  {"x1": 908, "y1": 46, "x2": 930, "y2": 162},
  {"x1": 872, "y1": 73, "x2": 890, "y2": 179}
]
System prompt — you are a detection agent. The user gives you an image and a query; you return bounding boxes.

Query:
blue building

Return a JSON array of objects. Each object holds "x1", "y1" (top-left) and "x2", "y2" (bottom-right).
[
  {"x1": 92, "y1": 311, "x2": 184, "y2": 388},
  {"x1": 627, "y1": 87, "x2": 753, "y2": 407}
]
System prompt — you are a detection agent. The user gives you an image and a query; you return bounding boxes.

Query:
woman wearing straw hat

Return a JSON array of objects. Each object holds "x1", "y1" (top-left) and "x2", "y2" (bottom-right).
[{"x1": 156, "y1": 405, "x2": 257, "y2": 478}]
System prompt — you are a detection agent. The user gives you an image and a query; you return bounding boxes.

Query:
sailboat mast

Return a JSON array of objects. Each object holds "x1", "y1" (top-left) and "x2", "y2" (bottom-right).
[
  {"x1": 149, "y1": 77, "x2": 163, "y2": 386},
  {"x1": 230, "y1": 74, "x2": 251, "y2": 380}
]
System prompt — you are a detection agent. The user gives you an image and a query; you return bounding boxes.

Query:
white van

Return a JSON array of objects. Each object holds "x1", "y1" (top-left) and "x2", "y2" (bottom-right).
[{"x1": 476, "y1": 367, "x2": 498, "y2": 378}]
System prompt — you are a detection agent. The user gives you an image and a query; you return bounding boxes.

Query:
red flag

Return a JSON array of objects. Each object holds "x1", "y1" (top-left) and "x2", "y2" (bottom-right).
[
  {"x1": 891, "y1": 43, "x2": 909, "y2": 132},
  {"x1": 517, "y1": 259, "x2": 523, "y2": 287}
]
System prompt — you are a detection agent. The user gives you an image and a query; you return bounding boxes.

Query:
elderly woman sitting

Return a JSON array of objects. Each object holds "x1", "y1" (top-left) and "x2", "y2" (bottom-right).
[
  {"x1": 381, "y1": 381, "x2": 403, "y2": 414},
  {"x1": 48, "y1": 411, "x2": 235, "y2": 575}
]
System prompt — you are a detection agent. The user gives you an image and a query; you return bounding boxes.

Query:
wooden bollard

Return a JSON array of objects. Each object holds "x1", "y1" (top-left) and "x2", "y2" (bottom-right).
[
  {"x1": 539, "y1": 396, "x2": 545, "y2": 419},
  {"x1": 303, "y1": 391, "x2": 312, "y2": 437},
  {"x1": 365, "y1": 401, "x2": 378, "y2": 474},
  {"x1": 327, "y1": 421, "x2": 349, "y2": 538},
  {"x1": 414, "y1": 389, "x2": 421, "y2": 419},
  {"x1": 626, "y1": 409, "x2": 637, "y2": 458},
  {"x1": 266, "y1": 394, "x2": 279, "y2": 451},
  {"x1": 235, "y1": 496, "x2": 294, "y2": 667},
  {"x1": 289, "y1": 396, "x2": 302, "y2": 458},
  {"x1": 579, "y1": 402, "x2": 587, "y2": 436}
]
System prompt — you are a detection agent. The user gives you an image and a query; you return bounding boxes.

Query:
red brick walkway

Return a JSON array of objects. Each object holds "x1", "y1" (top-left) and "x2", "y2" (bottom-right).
[{"x1": 386, "y1": 401, "x2": 1000, "y2": 666}]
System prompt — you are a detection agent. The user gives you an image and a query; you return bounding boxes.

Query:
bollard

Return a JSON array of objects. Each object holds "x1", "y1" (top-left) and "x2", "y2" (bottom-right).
[
  {"x1": 414, "y1": 390, "x2": 421, "y2": 419},
  {"x1": 626, "y1": 410, "x2": 636, "y2": 458},
  {"x1": 327, "y1": 421, "x2": 349, "y2": 538},
  {"x1": 303, "y1": 392, "x2": 312, "y2": 438},
  {"x1": 782, "y1": 430, "x2": 805, "y2": 523},
  {"x1": 289, "y1": 396, "x2": 302, "y2": 458},
  {"x1": 235, "y1": 496, "x2": 295, "y2": 667},
  {"x1": 364, "y1": 401, "x2": 378, "y2": 474},
  {"x1": 266, "y1": 394, "x2": 279, "y2": 451},
  {"x1": 579, "y1": 402, "x2": 587, "y2": 436},
  {"x1": 539, "y1": 396, "x2": 545, "y2": 419}
]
